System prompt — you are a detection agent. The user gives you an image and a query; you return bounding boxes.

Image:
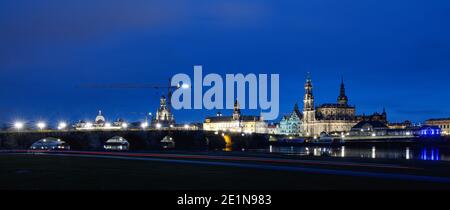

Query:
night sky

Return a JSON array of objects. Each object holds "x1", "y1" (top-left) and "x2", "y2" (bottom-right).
[{"x1": 1, "y1": 0, "x2": 450, "y2": 126}]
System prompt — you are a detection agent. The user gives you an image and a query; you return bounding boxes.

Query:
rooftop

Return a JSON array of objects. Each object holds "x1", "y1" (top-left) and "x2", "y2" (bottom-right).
[
  {"x1": 205, "y1": 115, "x2": 261, "y2": 123},
  {"x1": 317, "y1": 103, "x2": 355, "y2": 108}
]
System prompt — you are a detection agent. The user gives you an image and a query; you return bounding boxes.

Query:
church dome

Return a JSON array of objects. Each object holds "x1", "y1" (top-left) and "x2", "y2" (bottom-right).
[{"x1": 95, "y1": 110, "x2": 105, "y2": 123}]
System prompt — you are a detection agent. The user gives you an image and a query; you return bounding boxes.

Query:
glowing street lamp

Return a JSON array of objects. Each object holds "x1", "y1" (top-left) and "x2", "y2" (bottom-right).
[
  {"x1": 141, "y1": 122, "x2": 148, "y2": 129},
  {"x1": 58, "y1": 122, "x2": 67, "y2": 130},
  {"x1": 121, "y1": 123, "x2": 128, "y2": 129},
  {"x1": 37, "y1": 122, "x2": 46, "y2": 130},
  {"x1": 184, "y1": 124, "x2": 190, "y2": 129},
  {"x1": 14, "y1": 122, "x2": 24, "y2": 130},
  {"x1": 85, "y1": 122, "x2": 93, "y2": 129},
  {"x1": 155, "y1": 123, "x2": 162, "y2": 129}
]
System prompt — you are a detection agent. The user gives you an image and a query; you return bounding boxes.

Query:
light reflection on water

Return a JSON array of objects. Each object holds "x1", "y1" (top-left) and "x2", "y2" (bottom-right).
[{"x1": 249, "y1": 146, "x2": 450, "y2": 161}]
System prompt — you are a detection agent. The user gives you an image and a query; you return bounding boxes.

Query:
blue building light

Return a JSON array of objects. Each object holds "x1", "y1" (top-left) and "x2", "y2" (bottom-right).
[
  {"x1": 420, "y1": 148, "x2": 440, "y2": 161},
  {"x1": 419, "y1": 126, "x2": 441, "y2": 137}
]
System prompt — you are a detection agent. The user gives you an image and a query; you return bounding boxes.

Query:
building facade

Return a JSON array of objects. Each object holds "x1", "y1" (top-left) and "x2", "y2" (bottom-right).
[
  {"x1": 426, "y1": 118, "x2": 450, "y2": 135},
  {"x1": 278, "y1": 103, "x2": 302, "y2": 135},
  {"x1": 350, "y1": 120, "x2": 441, "y2": 137},
  {"x1": 203, "y1": 100, "x2": 267, "y2": 134},
  {"x1": 74, "y1": 110, "x2": 125, "y2": 130},
  {"x1": 302, "y1": 75, "x2": 358, "y2": 136}
]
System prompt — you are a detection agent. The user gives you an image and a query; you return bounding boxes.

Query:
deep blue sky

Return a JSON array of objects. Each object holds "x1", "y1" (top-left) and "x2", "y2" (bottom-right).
[{"x1": 1, "y1": 0, "x2": 450, "y2": 126}]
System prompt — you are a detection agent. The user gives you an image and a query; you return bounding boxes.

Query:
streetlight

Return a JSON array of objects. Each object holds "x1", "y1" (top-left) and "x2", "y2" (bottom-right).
[
  {"x1": 184, "y1": 124, "x2": 190, "y2": 129},
  {"x1": 14, "y1": 122, "x2": 24, "y2": 131},
  {"x1": 37, "y1": 122, "x2": 46, "y2": 130},
  {"x1": 121, "y1": 123, "x2": 128, "y2": 129},
  {"x1": 141, "y1": 122, "x2": 148, "y2": 129},
  {"x1": 85, "y1": 122, "x2": 93, "y2": 129},
  {"x1": 156, "y1": 123, "x2": 162, "y2": 129},
  {"x1": 58, "y1": 122, "x2": 67, "y2": 130}
]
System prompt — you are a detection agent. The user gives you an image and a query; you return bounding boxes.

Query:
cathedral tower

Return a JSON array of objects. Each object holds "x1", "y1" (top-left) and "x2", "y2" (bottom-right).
[
  {"x1": 337, "y1": 76, "x2": 348, "y2": 106},
  {"x1": 303, "y1": 73, "x2": 315, "y2": 136}
]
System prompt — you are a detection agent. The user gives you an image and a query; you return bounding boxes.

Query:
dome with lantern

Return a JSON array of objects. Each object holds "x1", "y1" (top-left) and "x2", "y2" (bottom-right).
[{"x1": 95, "y1": 110, "x2": 106, "y2": 124}]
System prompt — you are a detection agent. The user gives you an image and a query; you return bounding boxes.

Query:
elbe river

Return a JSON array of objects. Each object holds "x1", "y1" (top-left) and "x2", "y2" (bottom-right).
[{"x1": 245, "y1": 145, "x2": 450, "y2": 161}]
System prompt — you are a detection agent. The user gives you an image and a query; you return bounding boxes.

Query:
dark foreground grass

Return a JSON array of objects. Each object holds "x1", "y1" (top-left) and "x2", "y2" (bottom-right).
[{"x1": 0, "y1": 154, "x2": 448, "y2": 190}]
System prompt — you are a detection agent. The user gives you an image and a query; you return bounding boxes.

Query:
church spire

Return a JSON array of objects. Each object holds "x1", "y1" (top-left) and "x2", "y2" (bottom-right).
[{"x1": 338, "y1": 76, "x2": 348, "y2": 106}]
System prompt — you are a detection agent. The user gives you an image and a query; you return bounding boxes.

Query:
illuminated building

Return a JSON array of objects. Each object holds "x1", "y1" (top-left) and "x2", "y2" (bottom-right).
[
  {"x1": 203, "y1": 100, "x2": 267, "y2": 134},
  {"x1": 426, "y1": 118, "x2": 450, "y2": 135},
  {"x1": 388, "y1": 121, "x2": 412, "y2": 129},
  {"x1": 152, "y1": 95, "x2": 175, "y2": 128},
  {"x1": 417, "y1": 125, "x2": 441, "y2": 136},
  {"x1": 302, "y1": 74, "x2": 358, "y2": 136},
  {"x1": 94, "y1": 110, "x2": 106, "y2": 127},
  {"x1": 267, "y1": 123, "x2": 279, "y2": 134},
  {"x1": 349, "y1": 120, "x2": 441, "y2": 137},
  {"x1": 75, "y1": 110, "x2": 125, "y2": 130},
  {"x1": 278, "y1": 103, "x2": 302, "y2": 135}
]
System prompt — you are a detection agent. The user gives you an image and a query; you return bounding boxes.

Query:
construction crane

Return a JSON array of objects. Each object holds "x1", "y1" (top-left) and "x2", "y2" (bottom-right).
[
  {"x1": 78, "y1": 78, "x2": 190, "y2": 125},
  {"x1": 80, "y1": 77, "x2": 189, "y2": 108}
]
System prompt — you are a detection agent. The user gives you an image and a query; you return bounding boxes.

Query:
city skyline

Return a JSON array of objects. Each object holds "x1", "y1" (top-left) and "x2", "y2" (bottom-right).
[
  {"x1": 1, "y1": 0, "x2": 450, "y2": 124},
  {"x1": 3, "y1": 0, "x2": 450, "y2": 195},
  {"x1": 0, "y1": 71, "x2": 444, "y2": 127}
]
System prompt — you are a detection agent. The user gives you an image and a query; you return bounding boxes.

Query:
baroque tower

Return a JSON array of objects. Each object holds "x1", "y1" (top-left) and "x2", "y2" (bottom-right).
[
  {"x1": 233, "y1": 100, "x2": 241, "y2": 120},
  {"x1": 303, "y1": 73, "x2": 315, "y2": 136}
]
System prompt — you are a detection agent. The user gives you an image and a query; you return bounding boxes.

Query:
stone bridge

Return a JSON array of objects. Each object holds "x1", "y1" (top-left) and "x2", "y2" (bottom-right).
[{"x1": 0, "y1": 130, "x2": 269, "y2": 150}]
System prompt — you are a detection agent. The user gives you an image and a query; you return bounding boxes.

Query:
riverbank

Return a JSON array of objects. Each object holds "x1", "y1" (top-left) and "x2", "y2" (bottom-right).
[{"x1": 2, "y1": 150, "x2": 450, "y2": 190}]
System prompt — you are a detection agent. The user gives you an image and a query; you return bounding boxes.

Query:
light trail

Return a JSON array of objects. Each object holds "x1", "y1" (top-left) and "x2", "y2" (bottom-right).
[
  {"x1": 0, "y1": 149, "x2": 418, "y2": 170},
  {"x1": 8, "y1": 151, "x2": 450, "y2": 184}
]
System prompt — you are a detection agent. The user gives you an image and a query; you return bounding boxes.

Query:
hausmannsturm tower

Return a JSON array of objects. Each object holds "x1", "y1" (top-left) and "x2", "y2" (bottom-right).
[{"x1": 303, "y1": 73, "x2": 316, "y2": 136}]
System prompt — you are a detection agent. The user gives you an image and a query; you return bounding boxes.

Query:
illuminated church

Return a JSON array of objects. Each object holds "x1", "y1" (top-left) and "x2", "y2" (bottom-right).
[
  {"x1": 302, "y1": 74, "x2": 358, "y2": 136},
  {"x1": 151, "y1": 95, "x2": 175, "y2": 128}
]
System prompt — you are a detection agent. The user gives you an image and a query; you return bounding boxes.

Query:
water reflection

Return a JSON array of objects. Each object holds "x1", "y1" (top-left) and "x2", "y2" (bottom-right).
[
  {"x1": 420, "y1": 147, "x2": 440, "y2": 161},
  {"x1": 406, "y1": 147, "x2": 410, "y2": 160},
  {"x1": 249, "y1": 145, "x2": 450, "y2": 161},
  {"x1": 372, "y1": 146, "x2": 376, "y2": 159}
]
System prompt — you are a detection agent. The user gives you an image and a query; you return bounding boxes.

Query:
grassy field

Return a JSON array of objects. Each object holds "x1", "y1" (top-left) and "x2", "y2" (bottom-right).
[{"x1": 1, "y1": 154, "x2": 450, "y2": 190}]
